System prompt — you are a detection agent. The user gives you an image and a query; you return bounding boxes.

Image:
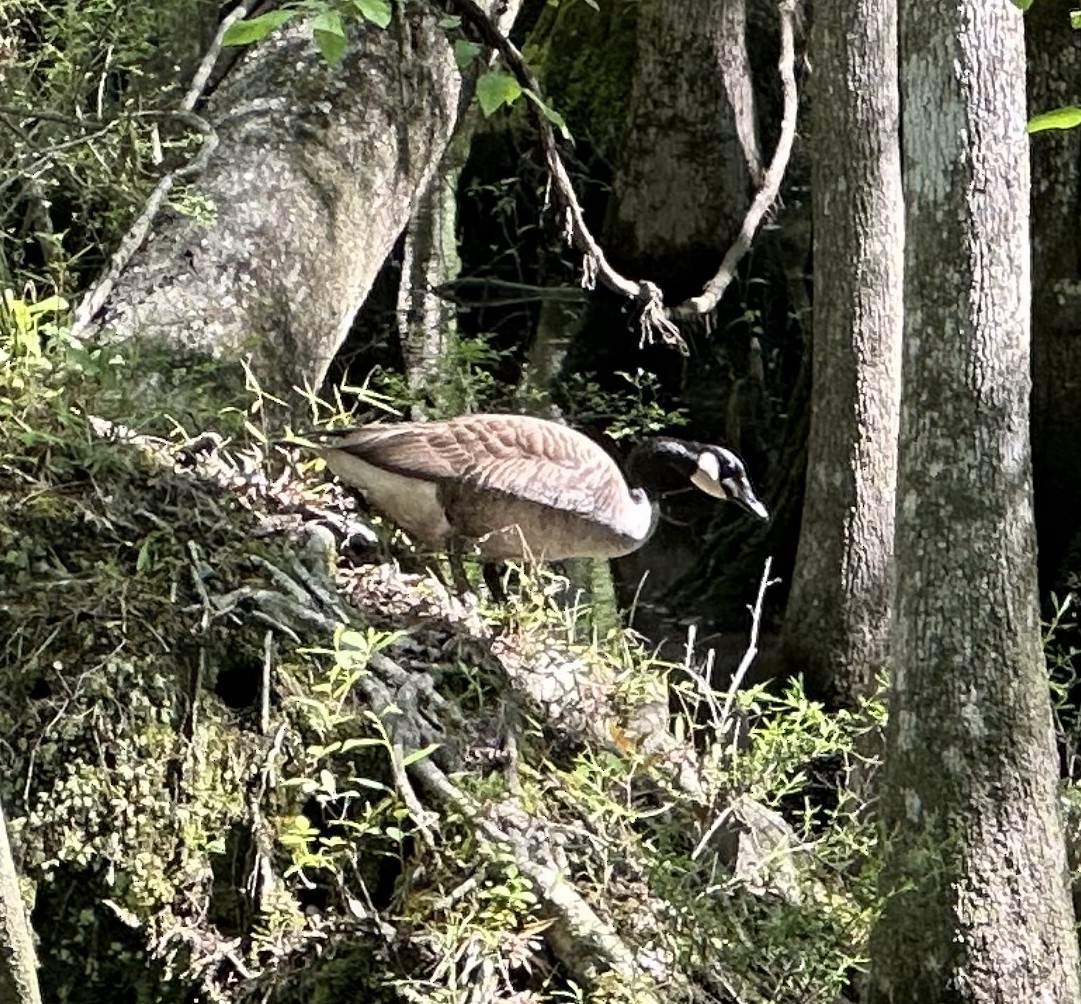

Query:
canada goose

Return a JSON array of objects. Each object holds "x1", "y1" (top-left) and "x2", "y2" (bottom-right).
[{"x1": 307, "y1": 414, "x2": 767, "y2": 577}]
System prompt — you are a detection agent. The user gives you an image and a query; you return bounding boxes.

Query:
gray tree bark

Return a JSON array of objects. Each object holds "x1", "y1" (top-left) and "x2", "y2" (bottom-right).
[
  {"x1": 866, "y1": 2, "x2": 1081, "y2": 1000},
  {"x1": 779, "y1": 0, "x2": 903, "y2": 704},
  {"x1": 396, "y1": 128, "x2": 468, "y2": 418},
  {"x1": 0, "y1": 800, "x2": 41, "y2": 1004},
  {"x1": 606, "y1": 0, "x2": 757, "y2": 272},
  {"x1": 85, "y1": 8, "x2": 516, "y2": 399}
]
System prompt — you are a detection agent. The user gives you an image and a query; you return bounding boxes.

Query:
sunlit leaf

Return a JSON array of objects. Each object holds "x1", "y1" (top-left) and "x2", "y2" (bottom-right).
[
  {"x1": 400, "y1": 743, "x2": 442, "y2": 767},
  {"x1": 1027, "y1": 105, "x2": 1081, "y2": 132},
  {"x1": 222, "y1": 9, "x2": 298, "y2": 46},
  {"x1": 454, "y1": 39, "x2": 482, "y2": 68},
  {"x1": 1071, "y1": 8, "x2": 1081, "y2": 28},
  {"x1": 353, "y1": 0, "x2": 393, "y2": 28},
  {"x1": 1010, "y1": 0, "x2": 1033, "y2": 9},
  {"x1": 313, "y1": 10, "x2": 347, "y2": 64},
  {"x1": 476, "y1": 70, "x2": 523, "y2": 116},
  {"x1": 524, "y1": 89, "x2": 573, "y2": 140}
]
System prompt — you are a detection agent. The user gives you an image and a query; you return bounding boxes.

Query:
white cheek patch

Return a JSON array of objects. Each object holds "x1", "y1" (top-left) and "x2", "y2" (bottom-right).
[
  {"x1": 697, "y1": 451, "x2": 721, "y2": 481},
  {"x1": 690, "y1": 452, "x2": 727, "y2": 499}
]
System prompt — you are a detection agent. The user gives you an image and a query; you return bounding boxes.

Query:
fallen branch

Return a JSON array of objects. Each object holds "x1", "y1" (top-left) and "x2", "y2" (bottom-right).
[{"x1": 357, "y1": 667, "x2": 676, "y2": 1000}]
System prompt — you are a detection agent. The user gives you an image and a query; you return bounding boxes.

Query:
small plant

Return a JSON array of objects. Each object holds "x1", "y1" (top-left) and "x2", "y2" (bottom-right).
[{"x1": 562, "y1": 368, "x2": 687, "y2": 440}]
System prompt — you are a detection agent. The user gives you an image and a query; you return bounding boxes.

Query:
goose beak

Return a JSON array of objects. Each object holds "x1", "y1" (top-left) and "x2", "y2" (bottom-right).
[
  {"x1": 727, "y1": 477, "x2": 769, "y2": 520},
  {"x1": 744, "y1": 495, "x2": 770, "y2": 520}
]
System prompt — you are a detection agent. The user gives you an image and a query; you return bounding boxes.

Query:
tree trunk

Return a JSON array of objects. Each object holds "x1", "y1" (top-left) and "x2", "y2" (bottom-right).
[
  {"x1": 85, "y1": 8, "x2": 521, "y2": 399},
  {"x1": 0, "y1": 800, "x2": 41, "y2": 1004},
  {"x1": 779, "y1": 0, "x2": 903, "y2": 705},
  {"x1": 866, "y1": 2, "x2": 1081, "y2": 1000},
  {"x1": 605, "y1": 0, "x2": 757, "y2": 289},
  {"x1": 397, "y1": 128, "x2": 469, "y2": 418}
]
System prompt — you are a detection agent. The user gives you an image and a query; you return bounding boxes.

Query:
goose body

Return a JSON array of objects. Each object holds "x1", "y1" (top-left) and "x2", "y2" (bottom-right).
[{"x1": 312, "y1": 413, "x2": 766, "y2": 563}]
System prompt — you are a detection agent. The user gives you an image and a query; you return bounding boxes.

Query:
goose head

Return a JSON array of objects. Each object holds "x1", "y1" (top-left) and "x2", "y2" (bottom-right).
[{"x1": 627, "y1": 438, "x2": 769, "y2": 520}]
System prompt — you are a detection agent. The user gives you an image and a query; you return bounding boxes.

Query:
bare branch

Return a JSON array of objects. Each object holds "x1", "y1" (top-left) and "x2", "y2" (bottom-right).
[
  {"x1": 672, "y1": 0, "x2": 800, "y2": 319},
  {"x1": 448, "y1": 0, "x2": 688, "y2": 354},
  {"x1": 719, "y1": 556, "x2": 778, "y2": 737}
]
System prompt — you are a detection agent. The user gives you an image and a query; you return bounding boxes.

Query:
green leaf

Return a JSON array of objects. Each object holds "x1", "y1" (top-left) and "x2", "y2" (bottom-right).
[
  {"x1": 307, "y1": 741, "x2": 343, "y2": 758},
  {"x1": 339, "y1": 737, "x2": 382, "y2": 753},
  {"x1": 1010, "y1": 0, "x2": 1033, "y2": 9},
  {"x1": 1072, "y1": 8, "x2": 1081, "y2": 28},
  {"x1": 313, "y1": 10, "x2": 347, "y2": 63},
  {"x1": 454, "y1": 39, "x2": 482, "y2": 68},
  {"x1": 222, "y1": 9, "x2": 298, "y2": 46},
  {"x1": 523, "y1": 89, "x2": 573, "y2": 140},
  {"x1": 27, "y1": 294, "x2": 68, "y2": 316},
  {"x1": 400, "y1": 743, "x2": 442, "y2": 767},
  {"x1": 476, "y1": 71, "x2": 523, "y2": 116},
  {"x1": 352, "y1": 0, "x2": 393, "y2": 28},
  {"x1": 1027, "y1": 105, "x2": 1081, "y2": 132},
  {"x1": 438, "y1": 14, "x2": 462, "y2": 28}
]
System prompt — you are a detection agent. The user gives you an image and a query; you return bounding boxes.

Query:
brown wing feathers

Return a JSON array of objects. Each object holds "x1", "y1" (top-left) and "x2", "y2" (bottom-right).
[{"x1": 318, "y1": 415, "x2": 631, "y2": 521}]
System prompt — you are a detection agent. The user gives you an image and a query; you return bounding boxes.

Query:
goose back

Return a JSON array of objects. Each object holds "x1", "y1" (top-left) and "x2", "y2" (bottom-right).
[{"x1": 317, "y1": 414, "x2": 655, "y2": 560}]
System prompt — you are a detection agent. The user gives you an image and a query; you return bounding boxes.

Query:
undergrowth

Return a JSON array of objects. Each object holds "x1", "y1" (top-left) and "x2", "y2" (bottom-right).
[{"x1": 1, "y1": 290, "x2": 882, "y2": 1004}]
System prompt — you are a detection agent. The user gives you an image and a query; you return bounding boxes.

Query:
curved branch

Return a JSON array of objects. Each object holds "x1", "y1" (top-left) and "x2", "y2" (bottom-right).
[
  {"x1": 671, "y1": 0, "x2": 800, "y2": 319},
  {"x1": 448, "y1": 0, "x2": 688, "y2": 354}
]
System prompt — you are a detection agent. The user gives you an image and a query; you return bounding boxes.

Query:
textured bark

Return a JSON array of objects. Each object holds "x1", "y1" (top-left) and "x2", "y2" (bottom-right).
[
  {"x1": 397, "y1": 130, "x2": 468, "y2": 416},
  {"x1": 866, "y1": 3, "x2": 1081, "y2": 1000},
  {"x1": 89, "y1": 11, "x2": 469, "y2": 396},
  {"x1": 606, "y1": 0, "x2": 757, "y2": 283},
  {"x1": 0, "y1": 800, "x2": 41, "y2": 1004},
  {"x1": 780, "y1": 0, "x2": 903, "y2": 704},
  {"x1": 1027, "y1": 0, "x2": 1081, "y2": 587}
]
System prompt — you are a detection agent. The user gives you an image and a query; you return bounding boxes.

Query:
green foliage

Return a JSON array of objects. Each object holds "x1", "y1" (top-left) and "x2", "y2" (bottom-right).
[
  {"x1": 0, "y1": 294, "x2": 410, "y2": 1000},
  {"x1": 563, "y1": 368, "x2": 687, "y2": 439},
  {"x1": 476, "y1": 70, "x2": 524, "y2": 116},
  {"x1": 1, "y1": 0, "x2": 207, "y2": 294},
  {"x1": 523, "y1": 89, "x2": 572, "y2": 140},
  {"x1": 221, "y1": 0, "x2": 392, "y2": 50},
  {"x1": 473, "y1": 72, "x2": 573, "y2": 140},
  {"x1": 453, "y1": 39, "x2": 483, "y2": 68},
  {"x1": 312, "y1": 10, "x2": 348, "y2": 63},
  {"x1": 220, "y1": 8, "x2": 298, "y2": 45}
]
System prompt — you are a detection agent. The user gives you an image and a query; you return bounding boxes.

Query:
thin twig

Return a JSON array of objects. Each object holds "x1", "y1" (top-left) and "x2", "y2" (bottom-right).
[
  {"x1": 71, "y1": 110, "x2": 218, "y2": 335},
  {"x1": 718, "y1": 557, "x2": 777, "y2": 738},
  {"x1": 71, "y1": 0, "x2": 260, "y2": 335},
  {"x1": 260, "y1": 630, "x2": 273, "y2": 736},
  {"x1": 181, "y1": 0, "x2": 262, "y2": 113},
  {"x1": 671, "y1": 0, "x2": 800, "y2": 319}
]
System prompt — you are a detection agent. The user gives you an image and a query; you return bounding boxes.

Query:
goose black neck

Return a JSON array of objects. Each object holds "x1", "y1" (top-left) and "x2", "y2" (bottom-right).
[{"x1": 624, "y1": 438, "x2": 699, "y2": 496}]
